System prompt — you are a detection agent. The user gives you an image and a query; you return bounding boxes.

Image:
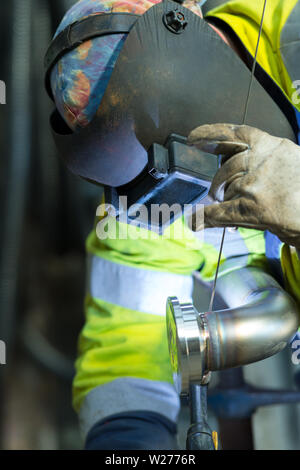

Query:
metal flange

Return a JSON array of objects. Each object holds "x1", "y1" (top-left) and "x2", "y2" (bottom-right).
[
  {"x1": 166, "y1": 268, "x2": 300, "y2": 396},
  {"x1": 166, "y1": 297, "x2": 209, "y2": 395}
]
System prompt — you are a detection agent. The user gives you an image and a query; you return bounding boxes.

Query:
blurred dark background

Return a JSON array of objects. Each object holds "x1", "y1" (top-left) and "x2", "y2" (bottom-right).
[{"x1": 0, "y1": 0, "x2": 101, "y2": 449}]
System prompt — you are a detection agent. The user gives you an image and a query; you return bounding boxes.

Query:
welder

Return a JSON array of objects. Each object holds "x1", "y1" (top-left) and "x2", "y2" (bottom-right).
[{"x1": 45, "y1": 0, "x2": 300, "y2": 450}]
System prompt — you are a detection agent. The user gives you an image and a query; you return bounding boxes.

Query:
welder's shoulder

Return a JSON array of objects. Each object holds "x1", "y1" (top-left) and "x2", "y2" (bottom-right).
[
  {"x1": 277, "y1": 0, "x2": 300, "y2": 99},
  {"x1": 205, "y1": 0, "x2": 300, "y2": 109},
  {"x1": 205, "y1": 0, "x2": 300, "y2": 46}
]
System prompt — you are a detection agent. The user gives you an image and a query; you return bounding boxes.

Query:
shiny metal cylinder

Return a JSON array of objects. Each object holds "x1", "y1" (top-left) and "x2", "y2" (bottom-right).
[
  {"x1": 166, "y1": 267, "x2": 300, "y2": 394},
  {"x1": 206, "y1": 267, "x2": 299, "y2": 370}
]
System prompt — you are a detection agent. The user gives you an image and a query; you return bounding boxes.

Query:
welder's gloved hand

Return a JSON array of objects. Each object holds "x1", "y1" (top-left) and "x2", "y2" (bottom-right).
[{"x1": 188, "y1": 123, "x2": 300, "y2": 249}]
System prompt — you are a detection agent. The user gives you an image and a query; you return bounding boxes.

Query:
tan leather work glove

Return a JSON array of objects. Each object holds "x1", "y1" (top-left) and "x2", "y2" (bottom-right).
[{"x1": 188, "y1": 123, "x2": 300, "y2": 249}]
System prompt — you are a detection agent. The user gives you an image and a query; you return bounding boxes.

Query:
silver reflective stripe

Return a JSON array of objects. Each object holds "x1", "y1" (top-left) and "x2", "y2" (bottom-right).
[
  {"x1": 219, "y1": 255, "x2": 250, "y2": 275},
  {"x1": 203, "y1": 227, "x2": 249, "y2": 259},
  {"x1": 79, "y1": 378, "x2": 180, "y2": 438},
  {"x1": 88, "y1": 255, "x2": 193, "y2": 316},
  {"x1": 193, "y1": 255, "x2": 250, "y2": 285}
]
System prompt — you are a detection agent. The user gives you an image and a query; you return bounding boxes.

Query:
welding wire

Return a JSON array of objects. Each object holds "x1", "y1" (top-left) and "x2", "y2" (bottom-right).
[
  {"x1": 208, "y1": 227, "x2": 225, "y2": 311},
  {"x1": 242, "y1": 0, "x2": 267, "y2": 126},
  {"x1": 207, "y1": 0, "x2": 267, "y2": 311}
]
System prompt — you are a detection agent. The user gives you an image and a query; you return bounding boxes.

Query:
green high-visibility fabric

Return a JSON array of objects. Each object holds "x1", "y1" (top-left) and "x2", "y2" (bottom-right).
[{"x1": 74, "y1": 0, "x2": 300, "y2": 412}]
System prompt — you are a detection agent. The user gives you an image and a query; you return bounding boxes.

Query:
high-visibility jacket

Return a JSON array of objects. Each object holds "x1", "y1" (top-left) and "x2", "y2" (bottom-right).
[{"x1": 66, "y1": 0, "x2": 300, "y2": 438}]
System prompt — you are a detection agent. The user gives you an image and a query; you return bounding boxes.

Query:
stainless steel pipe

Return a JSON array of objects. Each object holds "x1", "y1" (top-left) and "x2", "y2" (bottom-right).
[{"x1": 166, "y1": 267, "x2": 300, "y2": 394}]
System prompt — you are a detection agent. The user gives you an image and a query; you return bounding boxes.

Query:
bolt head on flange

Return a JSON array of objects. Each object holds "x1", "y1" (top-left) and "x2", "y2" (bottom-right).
[
  {"x1": 163, "y1": 10, "x2": 188, "y2": 34},
  {"x1": 166, "y1": 297, "x2": 209, "y2": 395}
]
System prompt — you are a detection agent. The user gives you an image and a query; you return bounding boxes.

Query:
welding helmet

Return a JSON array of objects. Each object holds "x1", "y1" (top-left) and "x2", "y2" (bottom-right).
[{"x1": 45, "y1": 0, "x2": 296, "y2": 231}]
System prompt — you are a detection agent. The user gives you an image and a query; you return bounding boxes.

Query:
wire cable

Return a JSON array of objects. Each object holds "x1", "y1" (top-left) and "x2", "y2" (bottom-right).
[{"x1": 208, "y1": 0, "x2": 267, "y2": 311}]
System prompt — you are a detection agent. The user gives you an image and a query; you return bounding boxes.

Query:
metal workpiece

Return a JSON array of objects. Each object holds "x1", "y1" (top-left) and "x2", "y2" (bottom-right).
[
  {"x1": 207, "y1": 268, "x2": 299, "y2": 371},
  {"x1": 166, "y1": 298, "x2": 208, "y2": 394},
  {"x1": 166, "y1": 267, "x2": 300, "y2": 395}
]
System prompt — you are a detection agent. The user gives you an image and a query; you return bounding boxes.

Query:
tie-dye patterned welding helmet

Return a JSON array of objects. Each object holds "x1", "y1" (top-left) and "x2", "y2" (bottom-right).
[{"x1": 45, "y1": 0, "x2": 294, "y2": 230}]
